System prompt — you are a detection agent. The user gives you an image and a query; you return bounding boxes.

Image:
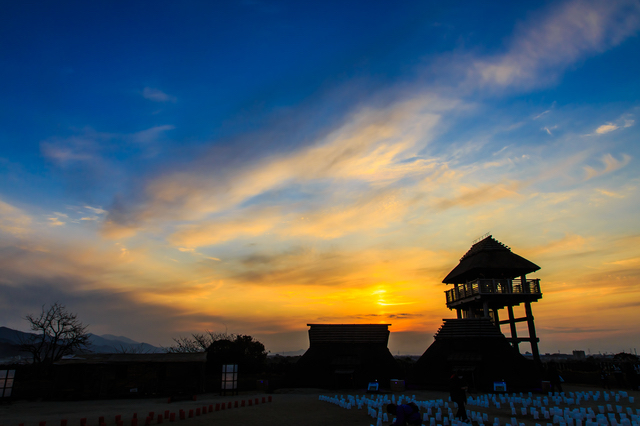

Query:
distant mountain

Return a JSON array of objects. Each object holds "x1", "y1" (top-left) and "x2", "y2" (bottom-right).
[
  {"x1": 0, "y1": 327, "x2": 36, "y2": 359},
  {"x1": 99, "y1": 334, "x2": 140, "y2": 344},
  {"x1": 0, "y1": 326, "x2": 162, "y2": 356},
  {"x1": 0, "y1": 326, "x2": 28, "y2": 345},
  {"x1": 87, "y1": 334, "x2": 162, "y2": 353}
]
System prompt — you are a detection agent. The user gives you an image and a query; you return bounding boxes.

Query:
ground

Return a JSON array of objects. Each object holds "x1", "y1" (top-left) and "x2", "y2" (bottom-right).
[{"x1": 1, "y1": 385, "x2": 639, "y2": 426}]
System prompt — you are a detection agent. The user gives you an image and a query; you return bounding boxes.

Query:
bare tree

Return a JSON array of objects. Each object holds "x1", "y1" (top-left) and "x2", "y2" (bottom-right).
[
  {"x1": 165, "y1": 330, "x2": 268, "y2": 372},
  {"x1": 115, "y1": 344, "x2": 154, "y2": 354},
  {"x1": 164, "y1": 330, "x2": 236, "y2": 353},
  {"x1": 19, "y1": 303, "x2": 91, "y2": 364}
]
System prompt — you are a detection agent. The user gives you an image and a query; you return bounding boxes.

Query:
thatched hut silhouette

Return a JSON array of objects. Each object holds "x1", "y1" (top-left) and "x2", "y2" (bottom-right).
[
  {"x1": 52, "y1": 352, "x2": 207, "y2": 399},
  {"x1": 413, "y1": 235, "x2": 543, "y2": 390},
  {"x1": 292, "y1": 324, "x2": 400, "y2": 389}
]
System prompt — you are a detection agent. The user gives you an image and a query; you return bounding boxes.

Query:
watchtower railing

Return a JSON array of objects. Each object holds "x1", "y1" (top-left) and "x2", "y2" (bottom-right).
[{"x1": 445, "y1": 278, "x2": 541, "y2": 304}]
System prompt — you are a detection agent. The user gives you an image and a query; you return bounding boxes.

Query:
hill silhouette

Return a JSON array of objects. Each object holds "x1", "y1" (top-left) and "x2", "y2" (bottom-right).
[{"x1": 0, "y1": 326, "x2": 161, "y2": 359}]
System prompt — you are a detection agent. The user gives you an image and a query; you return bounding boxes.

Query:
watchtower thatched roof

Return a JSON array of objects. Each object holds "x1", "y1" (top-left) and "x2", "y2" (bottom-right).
[{"x1": 443, "y1": 236, "x2": 539, "y2": 284}]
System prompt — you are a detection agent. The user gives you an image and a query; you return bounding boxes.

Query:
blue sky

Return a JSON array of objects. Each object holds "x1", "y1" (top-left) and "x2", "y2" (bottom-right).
[{"x1": 1, "y1": 0, "x2": 640, "y2": 355}]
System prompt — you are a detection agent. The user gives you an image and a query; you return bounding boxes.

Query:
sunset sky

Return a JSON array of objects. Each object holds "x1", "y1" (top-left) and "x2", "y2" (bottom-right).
[{"x1": 1, "y1": 1, "x2": 640, "y2": 356}]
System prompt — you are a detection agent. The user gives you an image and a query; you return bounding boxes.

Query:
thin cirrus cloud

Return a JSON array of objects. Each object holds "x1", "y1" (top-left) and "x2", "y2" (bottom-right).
[
  {"x1": 594, "y1": 114, "x2": 635, "y2": 134},
  {"x1": 40, "y1": 135, "x2": 98, "y2": 166},
  {"x1": 129, "y1": 125, "x2": 176, "y2": 144},
  {"x1": 522, "y1": 233, "x2": 590, "y2": 258},
  {"x1": 0, "y1": 199, "x2": 32, "y2": 237},
  {"x1": 584, "y1": 153, "x2": 631, "y2": 180},
  {"x1": 102, "y1": 95, "x2": 455, "y2": 240},
  {"x1": 41, "y1": 126, "x2": 176, "y2": 166},
  {"x1": 433, "y1": 181, "x2": 524, "y2": 212},
  {"x1": 169, "y1": 207, "x2": 283, "y2": 248},
  {"x1": 169, "y1": 187, "x2": 414, "y2": 248},
  {"x1": 470, "y1": 0, "x2": 640, "y2": 89},
  {"x1": 47, "y1": 217, "x2": 65, "y2": 226},
  {"x1": 142, "y1": 87, "x2": 176, "y2": 103},
  {"x1": 596, "y1": 123, "x2": 619, "y2": 134},
  {"x1": 281, "y1": 189, "x2": 410, "y2": 240},
  {"x1": 84, "y1": 205, "x2": 107, "y2": 215}
]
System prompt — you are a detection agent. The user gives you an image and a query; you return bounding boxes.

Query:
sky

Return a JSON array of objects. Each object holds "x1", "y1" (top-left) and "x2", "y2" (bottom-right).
[{"x1": 1, "y1": 0, "x2": 640, "y2": 356}]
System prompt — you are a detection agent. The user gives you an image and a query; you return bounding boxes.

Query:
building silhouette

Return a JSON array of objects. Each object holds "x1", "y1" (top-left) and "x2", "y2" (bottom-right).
[
  {"x1": 292, "y1": 324, "x2": 400, "y2": 388},
  {"x1": 413, "y1": 235, "x2": 542, "y2": 390}
]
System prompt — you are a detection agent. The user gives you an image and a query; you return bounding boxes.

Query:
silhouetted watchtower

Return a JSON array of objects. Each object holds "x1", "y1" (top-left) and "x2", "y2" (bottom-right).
[{"x1": 443, "y1": 235, "x2": 542, "y2": 362}]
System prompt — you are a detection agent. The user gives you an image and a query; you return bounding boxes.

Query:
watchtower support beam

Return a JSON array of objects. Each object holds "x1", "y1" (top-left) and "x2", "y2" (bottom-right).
[
  {"x1": 506, "y1": 305, "x2": 518, "y2": 350},
  {"x1": 524, "y1": 301, "x2": 540, "y2": 363}
]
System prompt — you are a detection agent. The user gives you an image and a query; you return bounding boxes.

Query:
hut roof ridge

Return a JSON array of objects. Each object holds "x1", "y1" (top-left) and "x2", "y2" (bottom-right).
[{"x1": 460, "y1": 236, "x2": 510, "y2": 261}]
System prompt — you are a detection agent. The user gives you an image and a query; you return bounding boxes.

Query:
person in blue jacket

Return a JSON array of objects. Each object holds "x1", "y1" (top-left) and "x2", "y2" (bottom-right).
[{"x1": 386, "y1": 403, "x2": 421, "y2": 426}]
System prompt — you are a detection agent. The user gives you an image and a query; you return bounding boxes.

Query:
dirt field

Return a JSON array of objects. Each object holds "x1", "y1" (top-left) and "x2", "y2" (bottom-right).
[{"x1": 1, "y1": 385, "x2": 639, "y2": 426}]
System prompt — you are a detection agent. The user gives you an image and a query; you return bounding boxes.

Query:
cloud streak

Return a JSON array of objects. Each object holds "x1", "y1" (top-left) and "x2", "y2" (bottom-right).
[
  {"x1": 584, "y1": 153, "x2": 631, "y2": 180},
  {"x1": 142, "y1": 87, "x2": 176, "y2": 103},
  {"x1": 103, "y1": 95, "x2": 456, "y2": 239},
  {"x1": 434, "y1": 181, "x2": 523, "y2": 211},
  {"x1": 0, "y1": 199, "x2": 32, "y2": 237},
  {"x1": 596, "y1": 123, "x2": 619, "y2": 134},
  {"x1": 470, "y1": 0, "x2": 640, "y2": 90}
]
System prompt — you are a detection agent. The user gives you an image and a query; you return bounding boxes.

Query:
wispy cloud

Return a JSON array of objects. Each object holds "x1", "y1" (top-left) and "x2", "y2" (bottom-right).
[
  {"x1": 584, "y1": 153, "x2": 631, "y2": 180},
  {"x1": 169, "y1": 208, "x2": 282, "y2": 248},
  {"x1": 470, "y1": 0, "x2": 640, "y2": 90},
  {"x1": 85, "y1": 205, "x2": 106, "y2": 215},
  {"x1": 282, "y1": 188, "x2": 413, "y2": 240},
  {"x1": 48, "y1": 217, "x2": 65, "y2": 226},
  {"x1": 42, "y1": 126, "x2": 176, "y2": 168},
  {"x1": 142, "y1": 87, "x2": 176, "y2": 103},
  {"x1": 103, "y1": 95, "x2": 456, "y2": 239},
  {"x1": 607, "y1": 256, "x2": 640, "y2": 266},
  {"x1": 0, "y1": 199, "x2": 32, "y2": 237},
  {"x1": 129, "y1": 125, "x2": 175, "y2": 144},
  {"x1": 533, "y1": 110, "x2": 551, "y2": 120},
  {"x1": 524, "y1": 233, "x2": 590, "y2": 257},
  {"x1": 41, "y1": 132, "x2": 102, "y2": 166},
  {"x1": 594, "y1": 113, "x2": 636, "y2": 134},
  {"x1": 434, "y1": 181, "x2": 523, "y2": 211},
  {"x1": 170, "y1": 186, "x2": 415, "y2": 248},
  {"x1": 595, "y1": 188, "x2": 626, "y2": 199},
  {"x1": 596, "y1": 123, "x2": 619, "y2": 134}
]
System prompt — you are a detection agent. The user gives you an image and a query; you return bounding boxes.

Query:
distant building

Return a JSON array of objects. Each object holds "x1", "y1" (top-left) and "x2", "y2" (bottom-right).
[
  {"x1": 573, "y1": 350, "x2": 586, "y2": 360},
  {"x1": 292, "y1": 324, "x2": 400, "y2": 388}
]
